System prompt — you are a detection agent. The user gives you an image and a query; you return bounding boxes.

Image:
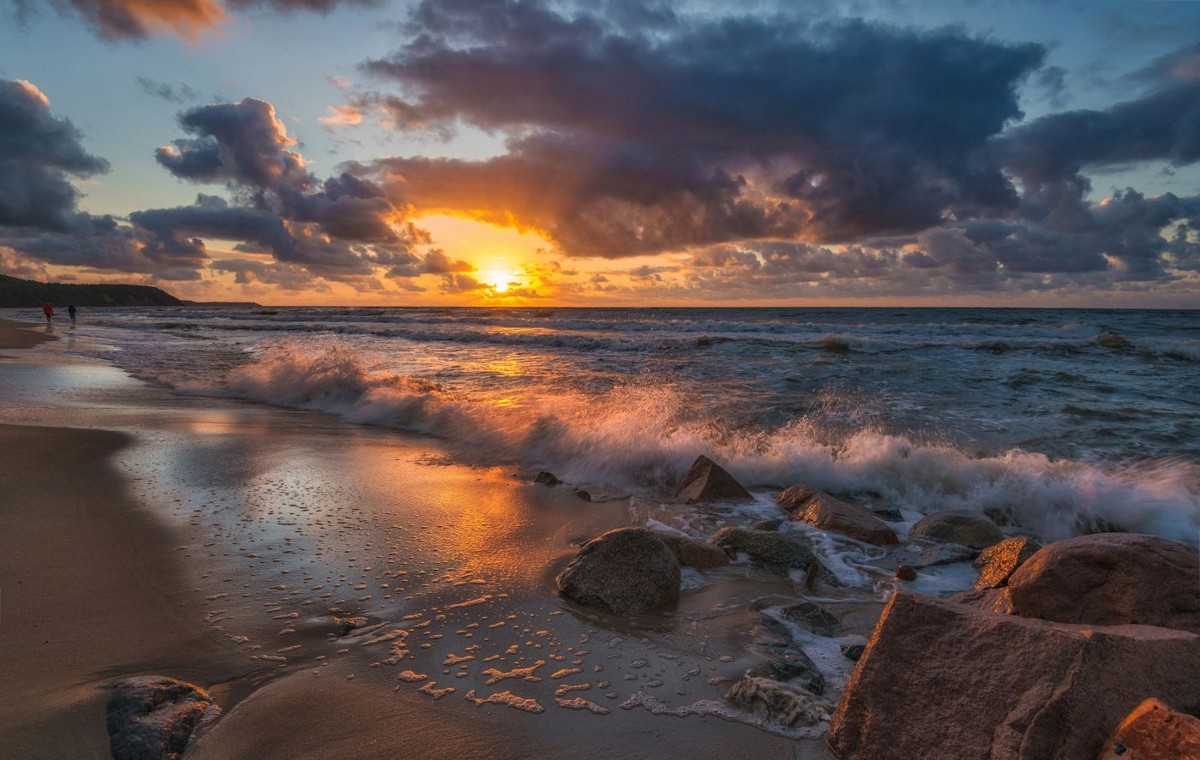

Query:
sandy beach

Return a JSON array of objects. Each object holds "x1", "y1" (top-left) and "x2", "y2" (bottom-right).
[{"x1": 0, "y1": 317, "x2": 832, "y2": 759}]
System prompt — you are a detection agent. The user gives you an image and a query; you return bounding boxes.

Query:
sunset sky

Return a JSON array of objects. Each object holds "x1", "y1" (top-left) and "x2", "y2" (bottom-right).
[{"x1": 1, "y1": 0, "x2": 1198, "y2": 306}]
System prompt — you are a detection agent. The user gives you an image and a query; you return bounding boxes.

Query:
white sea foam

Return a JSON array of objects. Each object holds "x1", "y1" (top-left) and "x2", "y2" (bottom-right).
[{"x1": 216, "y1": 344, "x2": 1200, "y2": 545}]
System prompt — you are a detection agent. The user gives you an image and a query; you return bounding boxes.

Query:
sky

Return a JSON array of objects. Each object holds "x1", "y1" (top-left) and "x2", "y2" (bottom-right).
[{"x1": 0, "y1": 0, "x2": 1198, "y2": 307}]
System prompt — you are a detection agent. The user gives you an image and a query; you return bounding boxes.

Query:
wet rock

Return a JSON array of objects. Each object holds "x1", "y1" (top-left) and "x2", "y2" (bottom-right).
[
  {"x1": 747, "y1": 644, "x2": 826, "y2": 694},
  {"x1": 912, "y1": 542, "x2": 978, "y2": 568},
  {"x1": 895, "y1": 564, "x2": 917, "y2": 581},
  {"x1": 725, "y1": 676, "x2": 832, "y2": 728},
  {"x1": 779, "y1": 486, "x2": 898, "y2": 545},
  {"x1": 533, "y1": 471, "x2": 561, "y2": 486},
  {"x1": 1097, "y1": 331, "x2": 1134, "y2": 350},
  {"x1": 873, "y1": 508, "x2": 904, "y2": 522},
  {"x1": 572, "y1": 488, "x2": 591, "y2": 502},
  {"x1": 108, "y1": 676, "x2": 214, "y2": 760},
  {"x1": 840, "y1": 643, "x2": 865, "y2": 661},
  {"x1": 334, "y1": 615, "x2": 366, "y2": 636},
  {"x1": 648, "y1": 529, "x2": 731, "y2": 569},
  {"x1": 751, "y1": 518, "x2": 783, "y2": 531},
  {"x1": 974, "y1": 536, "x2": 1040, "y2": 590},
  {"x1": 777, "y1": 601, "x2": 840, "y2": 637},
  {"x1": 828, "y1": 591, "x2": 1200, "y2": 760},
  {"x1": 910, "y1": 510, "x2": 1003, "y2": 549},
  {"x1": 556, "y1": 528, "x2": 681, "y2": 615},
  {"x1": 1099, "y1": 698, "x2": 1200, "y2": 760},
  {"x1": 1004, "y1": 533, "x2": 1200, "y2": 633},
  {"x1": 675, "y1": 455, "x2": 752, "y2": 503},
  {"x1": 709, "y1": 527, "x2": 831, "y2": 578}
]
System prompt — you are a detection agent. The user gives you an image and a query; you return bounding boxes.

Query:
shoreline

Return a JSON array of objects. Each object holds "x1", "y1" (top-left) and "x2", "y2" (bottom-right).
[
  {"x1": 0, "y1": 423, "x2": 249, "y2": 757},
  {"x1": 0, "y1": 314, "x2": 834, "y2": 758}
]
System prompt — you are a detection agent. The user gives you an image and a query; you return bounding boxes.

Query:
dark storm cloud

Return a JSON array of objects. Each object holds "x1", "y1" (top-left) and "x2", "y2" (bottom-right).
[
  {"x1": 14, "y1": 0, "x2": 378, "y2": 41},
  {"x1": 1001, "y1": 81, "x2": 1200, "y2": 191},
  {"x1": 143, "y1": 99, "x2": 431, "y2": 284},
  {"x1": 157, "y1": 99, "x2": 312, "y2": 192},
  {"x1": 358, "y1": 0, "x2": 1045, "y2": 254},
  {"x1": 0, "y1": 78, "x2": 109, "y2": 232}
]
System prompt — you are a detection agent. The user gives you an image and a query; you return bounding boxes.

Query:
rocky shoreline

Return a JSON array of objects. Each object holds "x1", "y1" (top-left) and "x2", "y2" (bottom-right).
[{"x1": 549, "y1": 455, "x2": 1200, "y2": 759}]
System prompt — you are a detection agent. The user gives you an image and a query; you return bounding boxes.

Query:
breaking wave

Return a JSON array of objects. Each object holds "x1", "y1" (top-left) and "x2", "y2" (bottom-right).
[{"x1": 219, "y1": 344, "x2": 1200, "y2": 545}]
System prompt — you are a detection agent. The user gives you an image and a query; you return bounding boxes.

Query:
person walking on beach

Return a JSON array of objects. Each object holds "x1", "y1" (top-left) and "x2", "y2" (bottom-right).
[
  {"x1": 68, "y1": 304, "x2": 77, "y2": 325},
  {"x1": 42, "y1": 302, "x2": 53, "y2": 324}
]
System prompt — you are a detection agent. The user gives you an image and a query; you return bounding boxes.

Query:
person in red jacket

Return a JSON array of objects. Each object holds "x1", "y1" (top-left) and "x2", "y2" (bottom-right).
[{"x1": 42, "y1": 303, "x2": 53, "y2": 324}]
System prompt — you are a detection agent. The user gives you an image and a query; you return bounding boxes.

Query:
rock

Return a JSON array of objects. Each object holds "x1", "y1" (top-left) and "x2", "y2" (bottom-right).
[
  {"x1": 895, "y1": 564, "x2": 917, "y2": 581},
  {"x1": 873, "y1": 508, "x2": 904, "y2": 522},
  {"x1": 107, "y1": 676, "x2": 214, "y2": 760},
  {"x1": 829, "y1": 591, "x2": 1200, "y2": 760},
  {"x1": 556, "y1": 528, "x2": 681, "y2": 614},
  {"x1": 1004, "y1": 533, "x2": 1200, "y2": 633},
  {"x1": 778, "y1": 486, "x2": 898, "y2": 545},
  {"x1": 910, "y1": 510, "x2": 1003, "y2": 549},
  {"x1": 572, "y1": 488, "x2": 591, "y2": 501},
  {"x1": 533, "y1": 471, "x2": 561, "y2": 486},
  {"x1": 777, "y1": 601, "x2": 840, "y2": 637},
  {"x1": 748, "y1": 643, "x2": 826, "y2": 694},
  {"x1": 334, "y1": 615, "x2": 366, "y2": 635},
  {"x1": 675, "y1": 455, "x2": 752, "y2": 503},
  {"x1": 1098, "y1": 698, "x2": 1200, "y2": 760},
  {"x1": 725, "y1": 676, "x2": 832, "y2": 728},
  {"x1": 840, "y1": 643, "x2": 865, "y2": 661},
  {"x1": 974, "y1": 536, "x2": 1040, "y2": 590},
  {"x1": 648, "y1": 529, "x2": 731, "y2": 569},
  {"x1": 953, "y1": 587, "x2": 1016, "y2": 615},
  {"x1": 1097, "y1": 331, "x2": 1134, "y2": 350},
  {"x1": 751, "y1": 518, "x2": 783, "y2": 531},
  {"x1": 912, "y1": 542, "x2": 978, "y2": 568},
  {"x1": 709, "y1": 526, "x2": 829, "y2": 575}
]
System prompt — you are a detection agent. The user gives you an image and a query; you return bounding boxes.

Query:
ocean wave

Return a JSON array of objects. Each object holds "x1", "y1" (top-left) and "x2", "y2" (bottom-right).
[{"x1": 213, "y1": 344, "x2": 1200, "y2": 545}]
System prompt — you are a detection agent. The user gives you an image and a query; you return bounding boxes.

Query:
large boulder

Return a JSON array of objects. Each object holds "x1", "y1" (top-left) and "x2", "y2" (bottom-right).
[
  {"x1": 108, "y1": 676, "x2": 215, "y2": 760},
  {"x1": 556, "y1": 528, "x2": 681, "y2": 614},
  {"x1": 1098, "y1": 698, "x2": 1200, "y2": 760},
  {"x1": 1005, "y1": 533, "x2": 1200, "y2": 634},
  {"x1": 676, "y1": 455, "x2": 752, "y2": 503},
  {"x1": 909, "y1": 510, "x2": 1003, "y2": 549},
  {"x1": 974, "y1": 536, "x2": 1040, "y2": 590},
  {"x1": 828, "y1": 592, "x2": 1200, "y2": 760},
  {"x1": 710, "y1": 527, "x2": 827, "y2": 573},
  {"x1": 648, "y1": 529, "x2": 730, "y2": 569},
  {"x1": 778, "y1": 486, "x2": 898, "y2": 545}
]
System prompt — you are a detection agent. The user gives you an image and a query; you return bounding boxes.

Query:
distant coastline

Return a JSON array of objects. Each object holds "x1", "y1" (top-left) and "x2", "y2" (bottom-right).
[{"x1": 0, "y1": 273, "x2": 182, "y2": 307}]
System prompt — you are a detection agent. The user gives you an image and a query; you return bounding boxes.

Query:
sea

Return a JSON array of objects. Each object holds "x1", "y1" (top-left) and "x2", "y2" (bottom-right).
[{"x1": 17, "y1": 305, "x2": 1200, "y2": 544}]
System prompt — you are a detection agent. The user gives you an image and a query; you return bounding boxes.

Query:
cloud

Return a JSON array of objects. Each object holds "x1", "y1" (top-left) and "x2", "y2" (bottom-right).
[
  {"x1": 356, "y1": 2, "x2": 1044, "y2": 254},
  {"x1": 20, "y1": 0, "x2": 380, "y2": 41},
  {"x1": 157, "y1": 98, "x2": 312, "y2": 191},
  {"x1": 0, "y1": 78, "x2": 110, "y2": 232},
  {"x1": 319, "y1": 104, "x2": 364, "y2": 129},
  {"x1": 137, "y1": 77, "x2": 202, "y2": 103}
]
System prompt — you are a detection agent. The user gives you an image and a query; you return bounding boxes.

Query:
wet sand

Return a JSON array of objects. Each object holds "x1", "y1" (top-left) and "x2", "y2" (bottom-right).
[
  {"x1": 0, "y1": 322, "x2": 836, "y2": 758},
  {"x1": 0, "y1": 317, "x2": 57, "y2": 352},
  {"x1": 0, "y1": 424, "x2": 247, "y2": 757}
]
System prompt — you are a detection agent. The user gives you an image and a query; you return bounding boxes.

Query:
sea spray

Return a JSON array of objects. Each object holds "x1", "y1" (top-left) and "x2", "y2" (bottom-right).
[{"x1": 215, "y1": 343, "x2": 1200, "y2": 545}]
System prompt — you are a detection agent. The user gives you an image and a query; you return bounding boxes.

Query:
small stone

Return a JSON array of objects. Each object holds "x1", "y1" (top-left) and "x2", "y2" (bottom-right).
[
  {"x1": 896, "y1": 564, "x2": 917, "y2": 581},
  {"x1": 107, "y1": 676, "x2": 214, "y2": 760},
  {"x1": 572, "y1": 488, "x2": 591, "y2": 501},
  {"x1": 751, "y1": 518, "x2": 783, "y2": 531},
  {"x1": 840, "y1": 644, "x2": 865, "y2": 661},
  {"x1": 676, "y1": 455, "x2": 752, "y2": 503},
  {"x1": 910, "y1": 510, "x2": 1003, "y2": 549},
  {"x1": 534, "y1": 472, "x2": 561, "y2": 486}
]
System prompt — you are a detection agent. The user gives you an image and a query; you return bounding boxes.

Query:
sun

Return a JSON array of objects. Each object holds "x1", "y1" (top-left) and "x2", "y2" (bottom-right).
[{"x1": 484, "y1": 270, "x2": 513, "y2": 293}]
